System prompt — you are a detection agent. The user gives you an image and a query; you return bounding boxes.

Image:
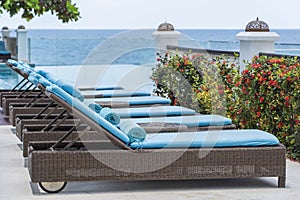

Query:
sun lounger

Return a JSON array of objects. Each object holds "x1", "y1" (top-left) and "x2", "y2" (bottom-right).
[
  {"x1": 15, "y1": 76, "x2": 194, "y2": 157},
  {"x1": 27, "y1": 83, "x2": 286, "y2": 193},
  {"x1": 4, "y1": 60, "x2": 157, "y2": 125},
  {"x1": 15, "y1": 65, "x2": 236, "y2": 158}
]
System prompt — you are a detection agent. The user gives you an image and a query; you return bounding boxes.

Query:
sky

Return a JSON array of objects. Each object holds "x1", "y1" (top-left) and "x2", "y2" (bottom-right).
[{"x1": 0, "y1": 0, "x2": 299, "y2": 30}]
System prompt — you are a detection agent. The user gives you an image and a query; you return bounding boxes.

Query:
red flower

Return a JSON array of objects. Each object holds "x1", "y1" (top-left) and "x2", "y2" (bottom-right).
[
  {"x1": 242, "y1": 86, "x2": 248, "y2": 94},
  {"x1": 279, "y1": 65, "x2": 286, "y2": 69},
  {"x1": 285, "y1": 96, "x2": 290, "y2": 101},
  {"x1": 242, "y1": 69, "x2": 249, "y2": 75},
  {"x1": 259, "y1": 97, "x2": 264, "y2": 103},
  {"x1": 268, "y1": 80, "x2": 277, "y2": 87},
  {"x1": 256, "y1": 112, "x2": 261, "y2": 117},
  {"x1": 269, "y1": 58, "x2": 281, "y2": 64},
  {"x1": 173, "y1": 98, "x2": 178, "y2": 106},
  {"x1": 252, "y1": 64, "x2": 261, "y2": 69},
  {"x1": 183, "y1": 57, "x2": 188, "y2": 66},
  {"x1": 277, "y1": 122, "x2": 284, "y2": 129}
]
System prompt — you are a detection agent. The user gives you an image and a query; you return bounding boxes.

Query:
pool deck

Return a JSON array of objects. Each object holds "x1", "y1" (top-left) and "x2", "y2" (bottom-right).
[
  {"x1": 0, "y1": 111, "x2": 300, "y2": 199},
  {"x1": 0, "y1": 108, "x2": 9, "y2": 125}
]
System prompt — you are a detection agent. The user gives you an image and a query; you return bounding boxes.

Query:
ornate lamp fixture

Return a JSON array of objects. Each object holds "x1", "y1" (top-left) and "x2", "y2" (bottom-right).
[
  {"x1": 245, "y1": 17, "x2": 269, "y2": 32},
  {"x1": 157, "y1": 22, "x2": 175, "y2": 31}
]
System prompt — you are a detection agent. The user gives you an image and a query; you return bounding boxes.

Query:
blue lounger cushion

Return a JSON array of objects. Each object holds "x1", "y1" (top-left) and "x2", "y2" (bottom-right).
[
  {"x1": 8, "y1": 61, "x2": 35, "y2": 75},
  {"x1": 85, "y1": 96, "x2": 171, "y2": 106},
  {"x1": 111, "y1": 106, "x2": 196, "y2": 118},
  {"x1": 46, "y1": 85, "x2": 131, "y2": 144},
  {"x1": 132, "y1": 115, "x2": 232, "y2": 127},
  {"x1": 37, "y1": 69, "x2": 84, "y2": 102},
  {"x1": 28, "y1": 74, "x2": 39, "y2": 85},
  {"x1": 20, "y1": 63, "x2": 35, "y2": 74},
  {"x1": 95, "y1": 86, "x2": 124, "y2": 90},
  {"x1": 28, "y1": 73, "x2": 52, "y2": 87},
  {"x1": 38, "y1": 77, "x2": 52, "y2": 87},
  {"x1": 36, "y1": 70, "x2": 59, "y2": 84},
  {"x1": 0, "y1": 50, "x2": 10, "y2": 55},
  {"x1": 80, "y1": 90, "x2": 152, "y2": 98},
  {"x1": 56, "y1": 80, "x2": 85, "y2": 102},
  {"x1": 120, "y1": 119, "x2": 146, "y2": 142},
  {"x1": 7, "y1": 59, "x2": 19, "y2": 67},
  {"x1": 16, "y1": 63, "x2": 25, "y2": 71},
  {"x1": 129, "y1": 129, "x2": 280, "y2": 149}
]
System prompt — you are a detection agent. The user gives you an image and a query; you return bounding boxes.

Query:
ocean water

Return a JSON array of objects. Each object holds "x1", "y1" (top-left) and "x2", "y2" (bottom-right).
[
  {"x1": 1, "y1": 29, "x2": 300, "y2": 89},
  {"x1": 25, "y1": 29, "x2": 300, "y2": 66}
]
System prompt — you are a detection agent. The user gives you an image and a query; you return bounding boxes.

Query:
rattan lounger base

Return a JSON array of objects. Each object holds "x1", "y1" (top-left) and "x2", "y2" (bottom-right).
[
  {"x1": 16, "y1": 118, "x2": 77, "y2": 141},
  {"x1": 0, "y1": 91, "x2": 42, "y2": 107},
  {"x1": 10, "y1": 107, "x2": 65, "y2": 126},
  {"x1": 3, "y1": 99, "x2": 52, "y2": 115},
  {"x1": 23, "y1": 130, "x2": 105, "y2": 157},
  {"x1": 28, "y1": 141, "x2": 286, "y2": 190}
]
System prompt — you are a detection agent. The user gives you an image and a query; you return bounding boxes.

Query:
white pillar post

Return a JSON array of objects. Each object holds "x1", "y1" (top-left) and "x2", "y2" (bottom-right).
[
  {"x1": 236, "y1": 32, "x2": 280, "y2": 72},
  {"x1": 152, "y1": 22, "x2": 181, "y2": 54},
  {"x1": 1, "y1": 26, "x2": 11, "y2": 41},
  {"x1": 1, "y1": 26, "x2": 11, "y2": 50},
  {"x1": 236, "y1": 18, "x2": 280, "y2": 72},
  {"x1": 16, "y1": 25, "x2": 29, "y2": 62}
]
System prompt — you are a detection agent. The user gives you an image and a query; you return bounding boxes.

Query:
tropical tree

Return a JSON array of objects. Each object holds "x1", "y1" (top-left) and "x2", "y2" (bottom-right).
[{"x1": 0, "y1": 0, "x2": 80, "y2": 23}]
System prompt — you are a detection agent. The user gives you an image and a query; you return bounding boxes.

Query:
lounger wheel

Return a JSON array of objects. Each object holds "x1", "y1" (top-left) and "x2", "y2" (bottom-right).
[{"x1": 38, "y1": 182, "x2": 67, "y2": 193}]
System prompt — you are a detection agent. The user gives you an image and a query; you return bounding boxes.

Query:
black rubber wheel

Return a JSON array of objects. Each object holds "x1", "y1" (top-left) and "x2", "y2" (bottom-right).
[{"x1": 38, "y1": 182, "x2": 67, "y2": 193}]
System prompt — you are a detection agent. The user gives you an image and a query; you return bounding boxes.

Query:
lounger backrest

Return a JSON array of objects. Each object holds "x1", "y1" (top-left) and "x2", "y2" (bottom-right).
[
  {"x1": 28, "y1": 73, "x2": 52, "y2": 88},
  {"x1": 7, "y1": 59, "x2": 19, "y2": 67},
  {"x1": 37, "y1": 69, "x2": 84, "y2": 102},
  {"x1": 46, "y1": 85, "x2": 131, "y2": 145}
]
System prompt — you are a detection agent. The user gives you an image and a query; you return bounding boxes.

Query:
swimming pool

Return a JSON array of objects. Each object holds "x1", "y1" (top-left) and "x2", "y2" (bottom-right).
[
  {"x1": 0, "y1": 63, "x2": 19, "y2": 89},
  {"x1": 0, "y1": 63, "x2": 155, "y2": 93}
]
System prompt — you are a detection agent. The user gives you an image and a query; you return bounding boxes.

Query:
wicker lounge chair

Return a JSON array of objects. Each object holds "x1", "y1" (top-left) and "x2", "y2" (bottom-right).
[
  {"x1": 4, "y1": 60, "x2": 160, "y2": 128},
  {"x1": 17, "y1": 72, "x2": 235, "y2": 157},
  {"x1": 27, "y1": 84, "x2": 286, "y2": 193}
]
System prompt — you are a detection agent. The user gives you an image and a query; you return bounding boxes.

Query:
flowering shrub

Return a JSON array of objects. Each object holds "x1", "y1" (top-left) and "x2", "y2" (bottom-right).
[
  {"x1": 233, "y1": 55, "x2": 300, "y2": 160},
  {"x1": 152, "y1": 52, "x2": 300, "y2": 160},
  {"x1": 151, "y1": 52, "x2": 239, "y2": 114}
]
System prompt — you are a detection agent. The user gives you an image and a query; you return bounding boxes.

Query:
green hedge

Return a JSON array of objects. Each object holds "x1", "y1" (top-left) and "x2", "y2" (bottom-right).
[
  {"x1": 234, "y1": 55, "x2": 300, "y2": 160},
  {"x1": 152, "y1": 52, "x2": 300, "y2": 160}
]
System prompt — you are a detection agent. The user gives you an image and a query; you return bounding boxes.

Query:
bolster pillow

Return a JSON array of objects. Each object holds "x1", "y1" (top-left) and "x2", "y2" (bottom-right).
[{"x1": 120, "y1": 119, "x2": 146, "y2": 142}]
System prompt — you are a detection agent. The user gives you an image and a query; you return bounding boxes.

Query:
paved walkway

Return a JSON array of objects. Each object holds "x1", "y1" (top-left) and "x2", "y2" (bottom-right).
[
  {"x1": 0, "y1": 125, "x2": 300, "y2": 200},
  {"x1": 0, "y1": 108, "x2": 9, "y2": 125}
]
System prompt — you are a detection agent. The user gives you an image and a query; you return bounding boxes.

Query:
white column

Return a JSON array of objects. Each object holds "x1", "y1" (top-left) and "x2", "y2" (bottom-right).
[
  {"x1": 236, "y1": 32, "x2": 280, "y2": 72},
  {"x1": 1, "y1": 27, "x2": 11, "y2": 50},
  {"x1": 1, "y1": 27, "x2": 10, "y2": 40},
  {"x1": 16, "y1": 26, "x2": 29, "y2": 62},
  {"x1": 152, "y1": 31, "x2": 181, "y2": 54}
]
